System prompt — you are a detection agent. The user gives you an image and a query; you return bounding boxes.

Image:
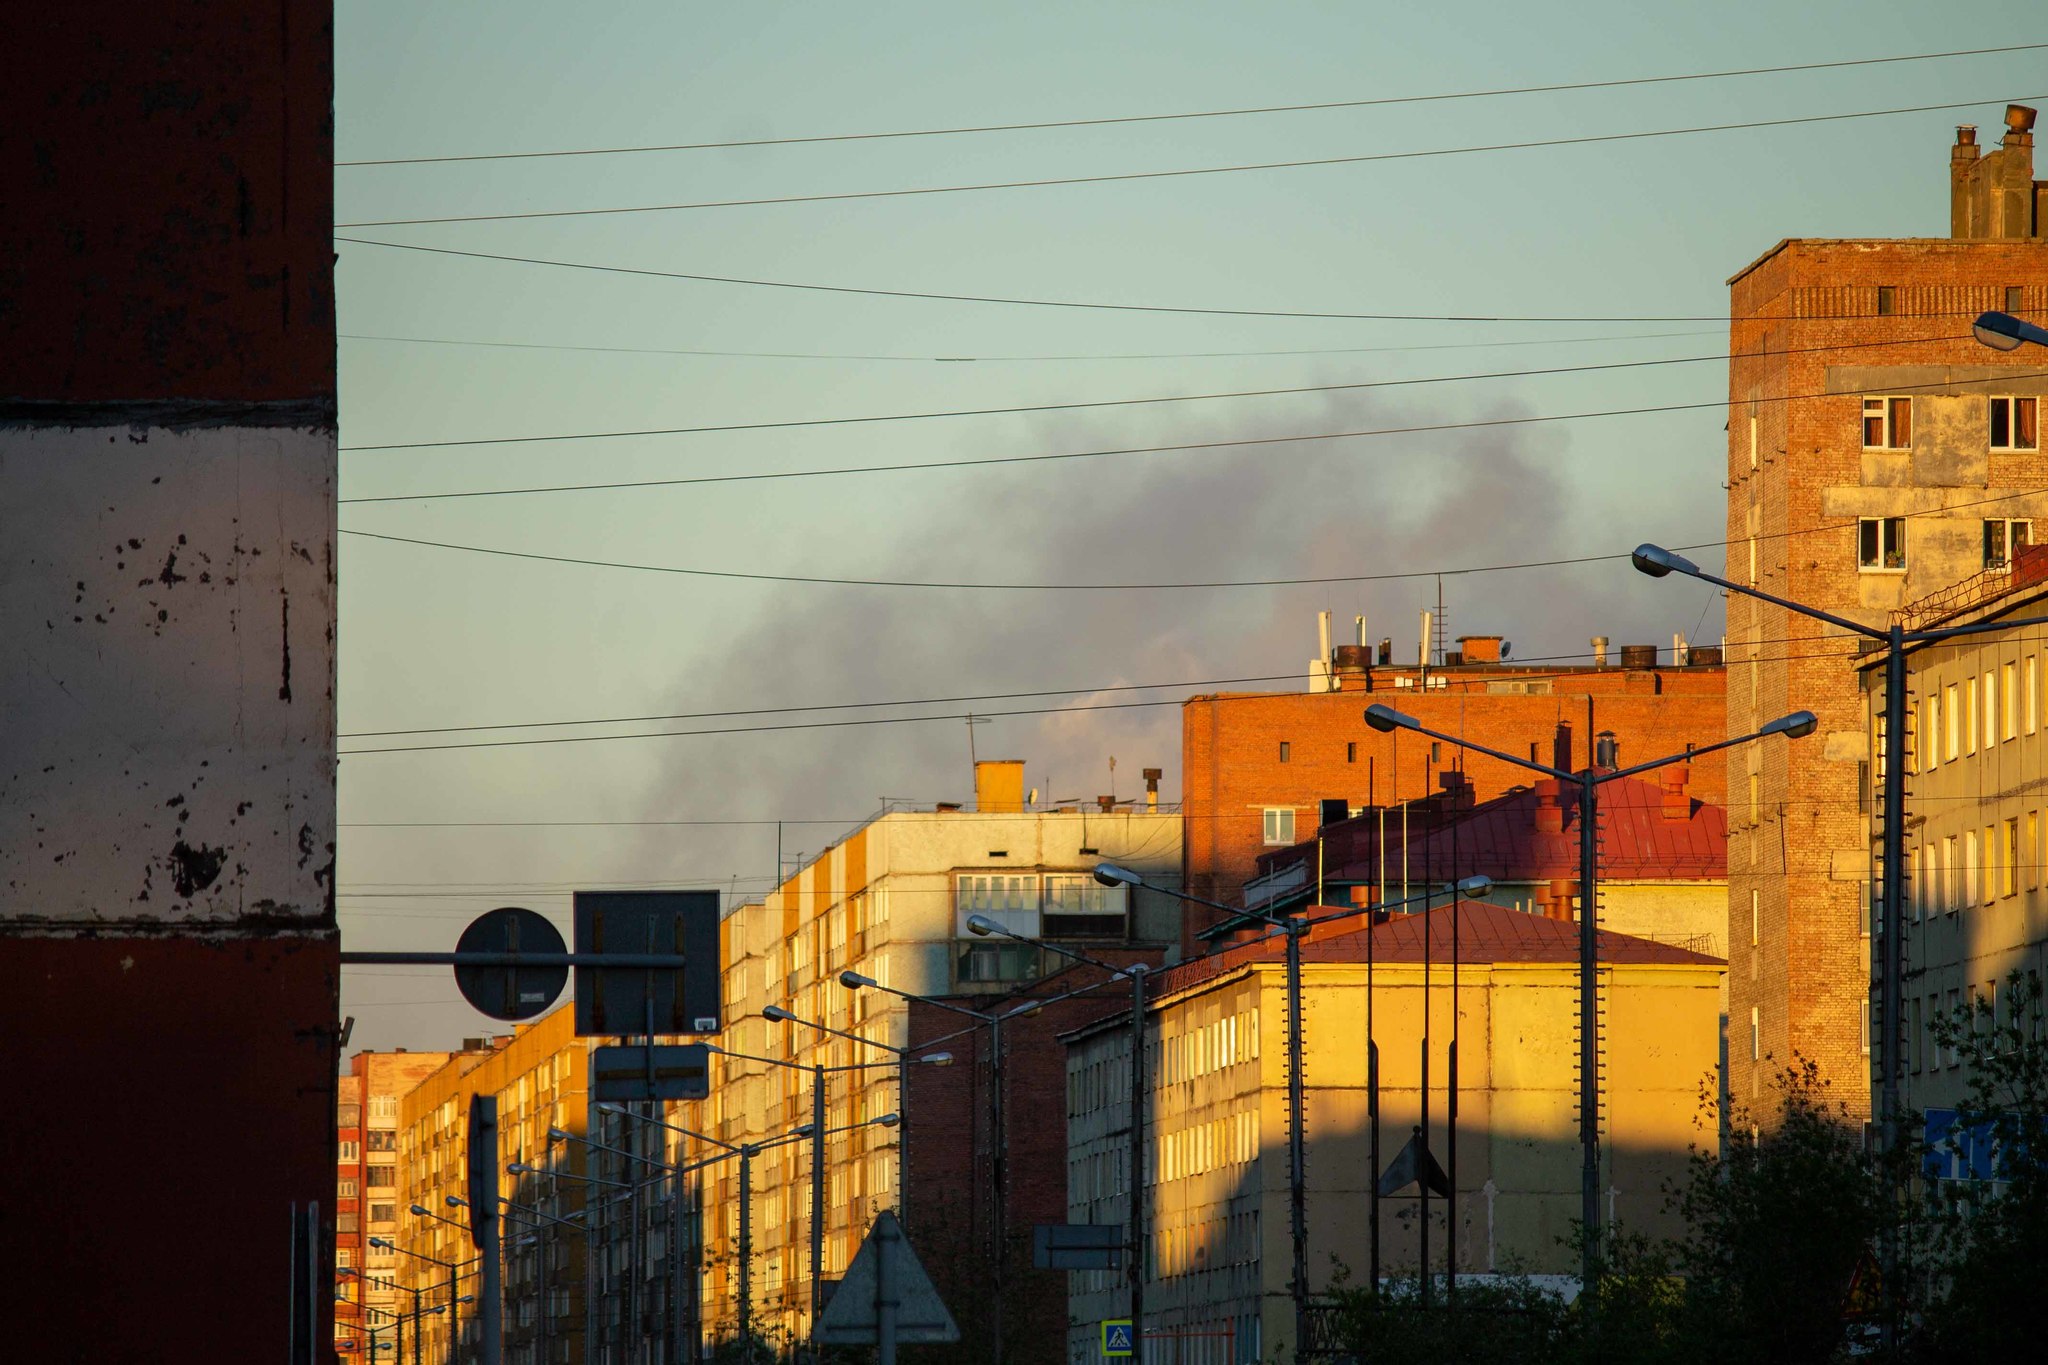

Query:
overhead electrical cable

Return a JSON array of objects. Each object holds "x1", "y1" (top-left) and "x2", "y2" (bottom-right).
[
  {"x1": 335, "y1": 42, "x2": 2048, "y2": 166},
  {"x1": 335, "y1": 363, "x2": 2047, "y2": 514},
  {"x1": 335, "y1": 94, "x2": 2039, "y2": 226},
  {"x1": 335, "y1": 327, "x2": 1721, "y2": 364},
  {"x1": 339, "y1": 332, "x2": 1962, "y2": 462},
  {"x1": 333, "y1": 235, "x2": 2014, "y2": 326}
]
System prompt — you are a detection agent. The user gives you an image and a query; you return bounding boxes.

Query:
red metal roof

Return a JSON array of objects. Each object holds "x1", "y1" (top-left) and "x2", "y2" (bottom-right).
[
  {"x1": 1257, "y1": 772, "x2": 1725, "y2": 887},
  {"x1": 1153, "y1": 899, "x2": 1722, "y2": 1001}
]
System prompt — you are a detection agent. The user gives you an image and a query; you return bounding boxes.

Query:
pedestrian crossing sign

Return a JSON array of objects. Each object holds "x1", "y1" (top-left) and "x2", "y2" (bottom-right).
[{"x1": 1102, "y1": 1319, "x2": 1134, "y2": 1356}]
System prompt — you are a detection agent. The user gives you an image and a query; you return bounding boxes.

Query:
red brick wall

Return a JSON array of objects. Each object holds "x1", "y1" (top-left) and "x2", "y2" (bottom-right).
[
  {"x1": 1181, "y1": 668, "x2": 1727, "y2": 947},
  {"x1": 1726, "y1": 236, "x2": 2048, "y2": 1115}
]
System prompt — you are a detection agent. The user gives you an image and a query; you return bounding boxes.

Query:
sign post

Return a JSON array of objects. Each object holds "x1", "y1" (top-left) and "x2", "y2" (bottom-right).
[
  {"x1": 469, "y1": 1095, "x2": 501, "y2": 1364},
  {"x1": 814, "y1": 1210, "x2": 958, "y2": 1364}
]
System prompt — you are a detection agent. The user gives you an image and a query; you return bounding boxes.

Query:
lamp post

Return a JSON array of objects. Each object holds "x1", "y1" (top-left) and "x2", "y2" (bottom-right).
[
  {"x1": 510, "y1": 1159, "x2": 634, "y2": 1365},
  {"x1": 600, "y1": 1102, "x2": 898, "y2": 1361},
  {"x1": 446, "y1": 1195, "x2": 583, "y2": 1365},
  {"x1": 548, "y1": 1124, "x2": 691, "y2": 1365},
  {"x1": 367, "y1": 1239, "x2": 472, "y2": 1365},
  {"x1": 1634, "y1": 540, "x2": 2048, "y2": 1331},
  {"x1": 339, "y1": 1272, "x2": 417, "y2": 1365},
  {"x1": 1366, "y1": 696, "x2": 1816, "y2": 1295},
  {"x1": 748, "y1": 1015, "x2": 958, "y2": 1231},
  {"x1": 962, "y1": 912, "x2": 1152, "y2": 1360},
  {"x1": 1090, "y1": 867, "x2": 1485, "y2": 1356}
]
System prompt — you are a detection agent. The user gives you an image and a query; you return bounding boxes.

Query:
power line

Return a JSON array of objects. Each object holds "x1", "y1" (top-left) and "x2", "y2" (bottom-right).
[
  {"x1": 336, "y1": 327, "x2": 1722, "y2": 365},
  {"x1": 335, "y1": 43, "x2": 2048, "y2": 167},
  {"x1": 336, "y1": 332, "x2": 1956, "y2": 461},
  {"x1": 335, "y1": 94, "x2": 2035, "y2": 226},
  {"x1": 335, "y1": 233, "x2": 2024, "y2": 328}
]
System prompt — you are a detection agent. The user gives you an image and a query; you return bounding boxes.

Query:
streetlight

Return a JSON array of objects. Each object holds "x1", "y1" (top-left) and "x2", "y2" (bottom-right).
[
  {"x1": 338, "y1": 1273, "x2": 416, "y2": 1365},
  {"x1": 964, "y1": 913, "x2": 1151, "y2": 1359},
  {"x1": 441, "y1": 1195, "x2": 577, "y2": 1365},
  {"x1": 367, "y1": 1238, "x2": 472, "y2": 1365},
  {"x1": 1634, "y1": 540, "x2": 2048, "y2": 1329},
  {"x1": 1970, "y1": 310, "x2": 2048, "y2": 351},
  {"x1": 1087, "y1": 865, "x2": 1486, "y2": 1353},
  {"x1": 750, "y1": 1009, "x2": 955, "y2": 1226},
  {"x1": 1365, "y1": 696, "x2": 1815, "y2": 1294},
  {"x1": 825, "y1": 957, "x2": 1141, "y2": 1365}
]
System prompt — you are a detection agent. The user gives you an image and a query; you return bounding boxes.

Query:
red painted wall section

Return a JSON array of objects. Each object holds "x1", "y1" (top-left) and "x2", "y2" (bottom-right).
[
  {"x1": 0, "y1": 2, "x2": 335, "y2": 402},
  {"x1": 0, "y1": 935, "x2": 339, "y2": 1359}
]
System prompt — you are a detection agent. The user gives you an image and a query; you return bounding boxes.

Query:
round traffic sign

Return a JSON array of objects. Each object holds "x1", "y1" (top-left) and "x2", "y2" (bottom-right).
[{"x1": 455, "y1": 906, "x2": 568, "y2": 1021}]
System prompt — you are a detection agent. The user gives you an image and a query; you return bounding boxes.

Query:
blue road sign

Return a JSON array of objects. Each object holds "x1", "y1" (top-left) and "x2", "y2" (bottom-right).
[{"x1": 1102, "y1": 1319, "x2": 1134, "y2": 1357}]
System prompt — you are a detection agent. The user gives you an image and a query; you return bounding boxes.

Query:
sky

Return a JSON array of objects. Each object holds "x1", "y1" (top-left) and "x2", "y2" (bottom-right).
[{"x1": 331, "y1": 0, "x2": 2048, "y2": 1052}]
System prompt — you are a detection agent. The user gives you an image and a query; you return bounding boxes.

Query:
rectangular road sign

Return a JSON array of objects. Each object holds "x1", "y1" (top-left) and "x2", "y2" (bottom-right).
[
  {"x1": 573, "y1": 890, "x2": 721, "y2": 1037},
  {"x1": 1034, "y1": 1223, "x2": 1126, "y2": 1270},
  {"x1": 590, "y1": 1043, "x2": 711, "y2": 1103},
  {"x1": 1102, "y1": 1319, "x2": 1134, "y2": 1356}
]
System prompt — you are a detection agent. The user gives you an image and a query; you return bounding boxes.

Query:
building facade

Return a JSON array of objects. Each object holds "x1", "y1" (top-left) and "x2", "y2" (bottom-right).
[
  {"x1": 678, "y1": 760, "x2": 1182, "y2": 1363},
  {"x1": 1181, "y1": 623, "x2": 1726, "y2": 941},
  {"x1": 0, "y1": 6, "x2": 339, "y2": 1361},
  {"x1": 1063, "y1": 905, "x2": 1724, "y2": 1364},
  {"x1": 1725, "y1": 105, "x2": 2048, "y2": 1112},
  {"x1": 397, "y1": 1019, "x2": 589, "y2": 1365},
  {"x1": 339, "y1": 1048, "x2": 459, "y2": 1354},
  {"x1": 1862, "y1": 551, "x2": 2048, "y2": 1140}
]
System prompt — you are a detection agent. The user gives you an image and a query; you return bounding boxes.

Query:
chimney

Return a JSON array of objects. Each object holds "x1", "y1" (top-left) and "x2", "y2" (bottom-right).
[
  {"x1": 1590, "y1": 635, "x2": 1610, "y2": 667},
  {"x1": 1552, "y1": 721, "x2": 1573, "y2": 772},
  {"x1": 1096, "y1": 795, "x2": 1116, "y2": 813},
  {"x1": 1661, "y1": 765, "x2": 1692, "y2": 822},
  {"x1": 1951, "y1": 104, "x2": 2041, "y2": 240},
  {"x1": 1457, "y1": 634, "x2": 1504, "y2": 664},
  {"x1": 1377, "y1": 637, "x2": 1393, "y2": 666},
  {"x1": 1143, "y1": 767, "x2": 1162, "y2": 812},
  {"x1": 1534, "y1": 778, "x2": 1565, "y2": 834},
  {"x1": 1547, "y1": 877, "x2": 1574, "y2": 922},
  {"x1": 1594, "y1": 730, "x2": 1619, "y2": 770},
  {"x1": 1619, "y1": 643, "x2": 1658, "y2": 670},
  {"x1": 974, "y1": 760, "x2": 1025, "y2": 813}
]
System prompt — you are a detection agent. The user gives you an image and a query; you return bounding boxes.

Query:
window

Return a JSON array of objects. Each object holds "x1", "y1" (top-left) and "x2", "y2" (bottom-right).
[
  {"x1": 1925, "y1": 693, "x2": 1939, "y2": 772},
  {"x1": 1911, "y1": 996, "x2": 1924, "y2": 1073},
  {"x1": 2031, "y1": 811, "x2": 2042, "y2": 890},
  {"x1": 370, "y1": 1203, "x2": 396, "y2": 1226},
  {"x1": 365, "y1": 1164, "x2": 395, "y2": 1189},
  {"x1": 2005, "y1": 819, "x2": 2021, "y2": 897},
  {"x1": 1876, "y1": 285, "x2": 1897, "y2": 316},
  {"x1": 1964, "y1": 830, "x2": 1979, "y2": 907},
  {"x1": 1858, "y1": 517, "x2": 1906, "y2": 570},
  {"x1": 2008, "y1": 286, "x2": 2027, "y2": 312},
  {"x1": 1946, "y1": 683, "x2": 1961, "y2": 761},
  {"x1": 338, "y1": 1141, "x2": 359, "y2": 1163},
  {"x1": 955, "y1": 873, "x2": 1040, "y2": 937},
  {"x1": 1985, "y1": 519, "x2": 2031, "y2": 569},
  {"x1": 1943, "y1": 836, "x2": 1957, "y2": 910},
  {"x1": 338, "y1": 1179, "x2": 358, "y2": 1199},
  {"x1": 336, "y1": 1248, "x2": 352, "y2": 1269},
  {"x1": 2006, "y1": 662, "x2": 2022, "y2": 740},
  {"x1": 1986, "y1": 825, "x2": 1999, "y2": 905},
  {"x1": 336, "y1": 1212, "x2": 359, "y2": 1234},
  {"x1": 1915, "y1": 844, "x2": 1929, "y2": 918},
  {"x1": 956, "y1": 942, "x2": 1041, "y2": 984},
  {"x1": 366, "y1": 1129, "x2": 396, "y2": 1152},
  {"x1": 1984, "y1": 670, "x2": 1998, "y2": 751},
  {"x1": 1863, "y1": 396, "x2": 1911, "y2": 449},
  {"x1": 1262, "y1": 807, "x2": 1296, "y2": 845},
  {"x1": 1750, "y1": 889, "x2": 1760, "y2": 946},
  {"x1": 1042, "y1": 874, "x2": 1128, "y2": 939},
  {"x1": 1967, "y1": 678, "x2": 1979, "y2": 755},
  {"x1": 1346, "y1": 741, "x2": 1357, "y2": 763},
  {"x1": 2028, "y1": 657, "x2": 2039, "y2": 735},
  {"x1": 1989, "y1": 396, "x2": 2039, "y2": 451},
  {"x1": 1278, "y1": 741, "x2": 1291, "y2": 763}
]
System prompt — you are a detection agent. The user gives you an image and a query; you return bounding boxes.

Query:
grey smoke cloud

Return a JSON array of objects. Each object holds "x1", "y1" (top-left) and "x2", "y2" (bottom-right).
[{"x1": 626, "y1": 384, "x2": 1719, "y2": 891}]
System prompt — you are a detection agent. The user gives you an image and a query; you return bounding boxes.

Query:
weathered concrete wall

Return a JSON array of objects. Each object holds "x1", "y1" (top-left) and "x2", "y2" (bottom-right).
[
  {"x1": 1, "y1": 423, "x2": 335, "y2": 922},
  {"x1": 0, "y1": 4, "x2": 338, "y2": 1360}
]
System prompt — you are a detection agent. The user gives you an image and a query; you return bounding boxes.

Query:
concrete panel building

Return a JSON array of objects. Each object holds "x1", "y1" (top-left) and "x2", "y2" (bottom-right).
[
  {"x1": 1861, "y1": 549, "x2": 2048, "y2": 1148},
  {"x1": 679, "y1": 760, "x2": 1182, "y2": 1363},
  {"x1": 1181, "y1": 621, "x2": 1726, "y2": 943},
  {"x1": 1725, "y1": 105, "x2": 2048, "y2": 1113},
  {"x1": 1062, "y1": 905, "x2": 1724, "y2": 1364},
  {"x1": 0, "y1": 5, "x2": 339, "y2": 1360}
]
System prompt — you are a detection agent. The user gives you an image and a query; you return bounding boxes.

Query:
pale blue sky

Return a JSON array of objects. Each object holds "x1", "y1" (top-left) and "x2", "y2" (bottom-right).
[{"x1": 332, "y1": 1, "x2": 2048, "y2": 1050}]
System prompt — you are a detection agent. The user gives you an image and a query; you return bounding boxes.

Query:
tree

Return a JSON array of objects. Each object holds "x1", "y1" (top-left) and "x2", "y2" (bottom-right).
[{"x1": 1914, "y1": 972, "x2": 2048, "y2": 1358}]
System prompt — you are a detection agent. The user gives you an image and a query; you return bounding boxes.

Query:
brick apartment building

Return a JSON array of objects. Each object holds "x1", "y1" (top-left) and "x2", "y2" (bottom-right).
[
  {"x1": 1724, "y1": 104, "x2": 2048, "y2": 1112},
  {"x1": 338, "y1": 1048, "x2": 459, "y2": 1358},
  {"x1": 1181, "y1": 623, "x2": 1726, "y2": 945}
]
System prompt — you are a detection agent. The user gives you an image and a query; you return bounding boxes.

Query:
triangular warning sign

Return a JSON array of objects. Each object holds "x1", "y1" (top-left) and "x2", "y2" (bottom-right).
[
  {"x1": 814, "y1": 1210, "x2": 961, "y2": 1345},
  {"x1": 1841, "y1": 1250, "x2": 1883, "y2": 1322},
  {"x1": 1376, "y1": 1128, "x2": 1452, "y2": 1198}
]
